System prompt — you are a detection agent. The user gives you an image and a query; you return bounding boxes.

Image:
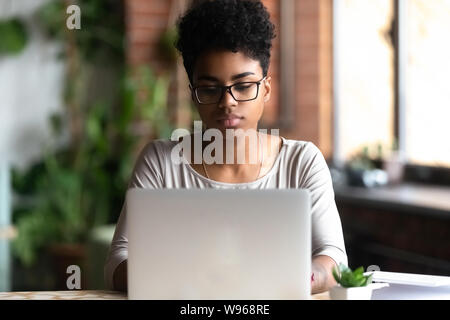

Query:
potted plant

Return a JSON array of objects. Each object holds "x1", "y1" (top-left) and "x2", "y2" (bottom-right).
[
  {"x1": 11, "y1": 66, "x2": 173, "y2": 289},
  {"x1": 10, "y1": 0, "x2": 181, "y2": 290},
  {"x1": 330, "y1": 264, "x2": 374, "y2": 300},
  {"x1": 345, "y1": 140, "x2": 406, "y2": 188}
]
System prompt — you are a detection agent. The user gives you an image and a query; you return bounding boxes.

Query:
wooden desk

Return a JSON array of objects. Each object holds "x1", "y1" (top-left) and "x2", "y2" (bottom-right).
[{"x1": 0, "y1": 290, "x2": 330, "y2": 300}]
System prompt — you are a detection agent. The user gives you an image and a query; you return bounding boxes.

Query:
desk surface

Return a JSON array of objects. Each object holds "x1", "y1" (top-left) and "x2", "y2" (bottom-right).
[{"x1": 0, "y1": 290, "x2": 330, "y2": 300}]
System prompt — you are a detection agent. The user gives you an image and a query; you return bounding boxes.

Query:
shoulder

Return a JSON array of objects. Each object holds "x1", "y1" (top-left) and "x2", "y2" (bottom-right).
[
  {"x1": 138, "y1": 138, "x2": 178, "y2": 163},
  {"x1": 129, "y1": 138, "x2": 179, "y2": 188},
  {"x1": 281, "y1": 138, "x2": 324, "y2": 163},
  {"x1": 280, "y1": 138, "x2": 331, "y2": 185},
  {"x1": 142, "y1": 138, "x2": 178, "y2": 153},
  {"x1": 133, "y1": 138, "x2": 179, "y2": 174}
]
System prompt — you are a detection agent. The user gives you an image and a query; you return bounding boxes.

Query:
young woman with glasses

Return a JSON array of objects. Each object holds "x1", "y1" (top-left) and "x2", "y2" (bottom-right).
[{"x1": 105, "y1": 0, "x2": 347, "y2": 296}]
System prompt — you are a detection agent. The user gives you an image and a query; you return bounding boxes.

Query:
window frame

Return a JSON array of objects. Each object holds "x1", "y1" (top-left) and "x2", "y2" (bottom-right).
[
  {"x1": 333, "y1": 0, "x2": 450, "y2": 186},
  {"x1": 394, "y1": 0, "x2": 450, "y2": 186}
]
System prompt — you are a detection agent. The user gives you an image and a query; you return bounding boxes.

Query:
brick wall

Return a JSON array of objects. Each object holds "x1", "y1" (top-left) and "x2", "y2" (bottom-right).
[
  {"x1": 126, "y1": 0, "x2": 177, "y2": 69},
  {"x1": 287, "y1": 0, "x2": 333, "y2": 159},
  {"x1": 125, "y1": 0, "x2": 190, "y2": 131},
  {"x1": 125, "y1": 0, "x2": 334, "y2": 159}
]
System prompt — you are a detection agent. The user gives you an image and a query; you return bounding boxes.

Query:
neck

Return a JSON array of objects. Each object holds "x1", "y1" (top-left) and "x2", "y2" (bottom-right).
[
  {"x1": 208, "y1": 129, "x2": 261, "y2": 166},
  {"x1": 186, "y1": 128, "x2": 266, "y2": 167}
]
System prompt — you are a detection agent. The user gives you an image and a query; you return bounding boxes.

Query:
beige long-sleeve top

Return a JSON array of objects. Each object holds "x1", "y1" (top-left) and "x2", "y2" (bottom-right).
[{"x1": 104, "y1": 136, "x2": 348, "y2": 290}]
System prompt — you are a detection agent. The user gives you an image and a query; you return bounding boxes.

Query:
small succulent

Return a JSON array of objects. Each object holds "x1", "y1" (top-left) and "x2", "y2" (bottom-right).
[{"x1": 332, "y1": 264, "x2": 373, "y2": 288}]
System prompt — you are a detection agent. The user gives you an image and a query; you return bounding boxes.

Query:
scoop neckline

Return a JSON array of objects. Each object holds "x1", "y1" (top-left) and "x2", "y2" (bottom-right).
[{"x1": 181, "y1": 136, "x2": 287, "y2": 187}]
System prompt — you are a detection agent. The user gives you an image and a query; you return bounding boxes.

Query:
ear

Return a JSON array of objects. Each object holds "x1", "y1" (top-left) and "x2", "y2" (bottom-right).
[{"x1": 262, "y1": 76, "x2": 272, "y2": 102}]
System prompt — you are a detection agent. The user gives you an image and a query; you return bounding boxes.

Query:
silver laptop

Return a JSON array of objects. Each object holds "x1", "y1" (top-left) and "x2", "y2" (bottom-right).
[{"x1": 126, "y1": 188, "x2": 312, "y2": 300}]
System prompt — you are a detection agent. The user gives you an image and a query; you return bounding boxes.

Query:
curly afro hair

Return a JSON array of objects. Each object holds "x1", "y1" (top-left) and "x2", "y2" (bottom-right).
[{"x1": 175, "y1": 0, "x2": 276, "y2": 83}]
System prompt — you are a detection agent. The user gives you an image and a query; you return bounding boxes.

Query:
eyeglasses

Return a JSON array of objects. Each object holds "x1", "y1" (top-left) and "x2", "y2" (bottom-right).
[{"x1": 190, "y1": 77, "x2": 267, "y2": 105}]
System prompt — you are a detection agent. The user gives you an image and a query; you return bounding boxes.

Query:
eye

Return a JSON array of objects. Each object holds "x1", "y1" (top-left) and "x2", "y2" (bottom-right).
[
  {"x1": 233, "y1": 84, "x2": 253, "y2": 92},
  {"x1": 198, "y1": 87, "x2": 220, "y2": 95}
]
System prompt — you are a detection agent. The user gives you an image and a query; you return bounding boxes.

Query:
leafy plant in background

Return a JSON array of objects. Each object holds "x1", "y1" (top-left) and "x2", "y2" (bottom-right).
[
  {"x1": 332, "y1": 264, "x2": 373, "y2": 288},
  {"x1": 11, "y1": 0, "x2": 174, "y2": 267},
  {"x1": 0, "y1": 18, "x2": 28, "y2": 55},
  {"x1": 13, "y1": 65, "x2": 173, "y2": 266},
  {"x1": 347, "y1": 146, "x2": 376, "y2": 171},
  {"x1": 158, "y1": 26, "x2": 179, "y2": 64},
  {"x1": 347, "y1": 139, "x2": 399, "y2": 172},
  {"x1": 345, "y1": 139, "x2": 401, "y2": 187},
  {"x1": 35, "y1": 0, "x2": 124, "y2": 60},
  {"x1": 125, "y1": 67, "x2": 175, "y2": 139}
]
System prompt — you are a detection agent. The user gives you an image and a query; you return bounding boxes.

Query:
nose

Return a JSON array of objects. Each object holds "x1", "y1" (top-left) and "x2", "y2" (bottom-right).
[{"x1": 218, "y1": 87, "x2": 238, "y2": 109}]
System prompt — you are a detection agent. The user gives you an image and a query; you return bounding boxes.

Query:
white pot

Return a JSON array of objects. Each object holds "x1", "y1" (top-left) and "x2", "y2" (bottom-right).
[
  {"x1": 329, "y1": 283, "x2": 390, "y2": 300},
  {"x1": 329, "y1": 285, "x2": 373, "y2": 300}
]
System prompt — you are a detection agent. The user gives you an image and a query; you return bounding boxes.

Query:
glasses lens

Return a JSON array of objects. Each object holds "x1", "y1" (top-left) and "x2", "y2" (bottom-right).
[
  {"x1": 196, "y1": 87, "x2": 223, "y2": 104},
  {"x1": 231, "y1": 82, "x2": 258, "y2": 101}
]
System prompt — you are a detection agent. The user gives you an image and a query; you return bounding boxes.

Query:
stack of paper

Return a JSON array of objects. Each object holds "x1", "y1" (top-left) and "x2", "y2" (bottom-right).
[{"x1": 364, "y1": 271, "x2": 450, "y2": 300}]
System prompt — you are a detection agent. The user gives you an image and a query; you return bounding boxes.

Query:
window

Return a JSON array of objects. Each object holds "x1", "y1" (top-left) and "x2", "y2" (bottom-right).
[
  {"x1": 334, "y1": 0, "x2": 395, "y2": 163},
  {"x1": 334, "y1": 0, "x2": 450, "y2": 170},
  {"x1": 405, "y1": 0, "x2": 450, "y2": 167}
]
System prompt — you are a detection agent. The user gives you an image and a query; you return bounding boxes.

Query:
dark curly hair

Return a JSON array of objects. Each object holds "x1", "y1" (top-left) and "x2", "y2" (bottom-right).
[{"x1": 175, "y1": 0, "x2": 276, "y2": 83}]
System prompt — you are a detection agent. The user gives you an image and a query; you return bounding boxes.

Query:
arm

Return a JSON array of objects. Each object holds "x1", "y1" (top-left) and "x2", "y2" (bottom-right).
[
  {"x1": 113, "y1": 260, "x2": 128, "y2": 292},
  {"x1": 311, "y1": 255, "x2": 338, "y2": 294},
  {"x1": 299, "y1": 143, "x2": 347, "y2": 294},
  {"x1": 104, "y1": 141, "x2": 166, "y2": 291}
]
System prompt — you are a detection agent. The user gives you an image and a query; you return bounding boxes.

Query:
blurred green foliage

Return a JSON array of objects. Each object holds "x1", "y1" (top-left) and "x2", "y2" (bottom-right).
[
  {"x1": 35, "y1": 0, "x2": 124, "y2": 61},
  {"x1": 0, "y1": 18, "x2": 28, "y2": 55},
  {"x1": 11, "y1": 0, "x2": 174, "y2": 266},
  {"x1": 13, "y1": 67, "x2": 173, "y2": 266},
  {"x1": 158, "y1": 26, "x2": 179, "y2": 64},
  {"x1": 347, "y1": 139, "x2": 399, "y2": 171},
  {"x1": 347, "y1": 145, "x2": 377, "y2": 171}
]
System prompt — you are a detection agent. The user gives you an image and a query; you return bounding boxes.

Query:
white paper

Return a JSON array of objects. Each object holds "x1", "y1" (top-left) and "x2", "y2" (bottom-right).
[
  {"x1": 365, "y1": 271, "x2": 450, "y2": 287},
  {"x1": 371, "y1": 284, "x2": 450, "y2": 300}
]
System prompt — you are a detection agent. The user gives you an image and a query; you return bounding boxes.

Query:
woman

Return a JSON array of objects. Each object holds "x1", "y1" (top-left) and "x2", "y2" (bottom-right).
[{"x1": 105, "y1": 0, "x2": 347, "y2": 295}]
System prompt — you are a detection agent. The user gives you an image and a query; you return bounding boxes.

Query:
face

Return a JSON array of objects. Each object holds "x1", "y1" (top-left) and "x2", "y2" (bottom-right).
[{"x1": 190, "y1": 50, "x2": 271, "y2": 135}]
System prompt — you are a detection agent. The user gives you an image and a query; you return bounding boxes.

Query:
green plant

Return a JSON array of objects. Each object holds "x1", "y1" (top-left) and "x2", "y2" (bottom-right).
[
  {"x1": 35, "y1": 0, "x2": 124, "y2": 60},
  {"x1": 125, "y1": 66, "x2": 175, "y2": 139},
  {"x1": 11, "y1": 0, "x2": 174, "y2": 267},
  {"x1": 13, "y1": 153, "x2": 84, "y2": 266},
  {"x1": 0, "y1": 18, "x2": 28, "y2": 55},
  {"x1": 158, "y1": 26, "x2": 179, "y2": 64},
  {"x1": 347, "y1": 139, "x2": 400, "y2": 172},
  {"x1": 332, "y1": 264, "x2": 373, "y2": 288},
  {"x1": 12, "y1": 66, "x2": 172, "y2": 266},
  {"x1": 348, "y1": 146, "x2": 377, "y2": 171}
]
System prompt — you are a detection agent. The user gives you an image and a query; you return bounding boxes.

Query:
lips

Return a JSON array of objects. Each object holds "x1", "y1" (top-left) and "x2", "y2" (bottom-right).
[
  {"x1": 216, "y1": 114, "x2": 242, "y2": 120},
  {"x1": 216, "y1": 114, "x2": 243, "y2": 128}
]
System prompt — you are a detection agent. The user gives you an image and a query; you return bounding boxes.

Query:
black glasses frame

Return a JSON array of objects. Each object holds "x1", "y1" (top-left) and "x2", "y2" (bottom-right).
[{"x1": 190, "y1": 77, "x2": 267, "y2": 105}]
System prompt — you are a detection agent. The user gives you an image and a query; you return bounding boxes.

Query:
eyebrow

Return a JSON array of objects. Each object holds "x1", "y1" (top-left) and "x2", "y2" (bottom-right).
[{"x1": 197, "y1": 72, "x2": 256, "y2": 82}]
